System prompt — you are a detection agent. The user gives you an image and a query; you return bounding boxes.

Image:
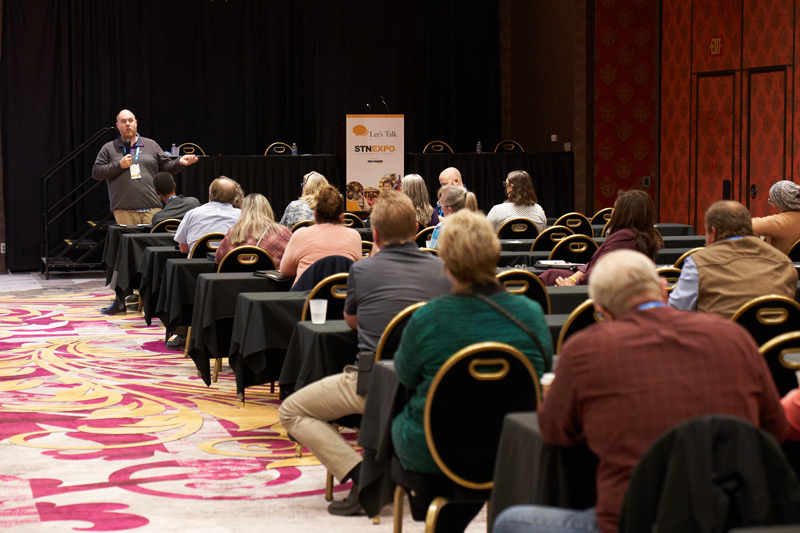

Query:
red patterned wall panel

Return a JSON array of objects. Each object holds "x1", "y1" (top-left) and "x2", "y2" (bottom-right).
[
  {"x1": 659, "y1": 0, "x2": 693, "y2": 223},
  {"x1": 692, "y1": 0, "x2": 742, "y2": 73},
  {"x1": 795, "y1": 0, "x2": 800, "y2": 180},
  {"x1": 594, "y1": 0, "x2": 659, "y2": 212},
  {"x1": 747, "y1": 69, "x2": 787, "y2": 217},
  {"x1": 743, "y1": 0, "x2": 793, "y2": 69},
  {"x1": 695, "y1": 74, "x2": 736, "y2": 232}
]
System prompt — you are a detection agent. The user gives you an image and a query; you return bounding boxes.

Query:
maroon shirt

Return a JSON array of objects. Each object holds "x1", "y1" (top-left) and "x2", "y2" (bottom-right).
[{"x1": 539, "y1": 305, "x2": 787, "y2": 533}]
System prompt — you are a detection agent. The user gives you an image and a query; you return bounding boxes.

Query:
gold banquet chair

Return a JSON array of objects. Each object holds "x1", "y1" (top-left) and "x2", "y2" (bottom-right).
[
  {"x1": 361, "y1": 241, "x2": 373, "y2": 257},
  {"x1": 556, "y1": 299, "x2": 604, "y2": 353},
  {"x1": 656, "y1": 267, "x2": 682, "y2": 293},
  {"x1": 731, "y1": 295, "x2": 800, "y2": 348},
  {"x1": 553, "y1": 212, "x2": 593, "y2": 236},
  {"x1": 548, "y1": 234, "x2": 597, "y2": 264},
  {"x1": 493, "y1": 140, "x2": 525, "y2": 153},
  {"x1": 178, "y1": 142, "x2": 205, "y2": 156},
  {"x1": 787, "y1": 238, "x2": 800, "y2": 262},
  {"x1": 496, "y1": 217, "x2": 540, "y2": 240},
  {"x1": 290, "y1": 220, "x2": 315, "y2": 232},
  {"x1": 392, "y1": 342, "x2": 541, "y2": 533},
  {"x1": 264, "y1": 142, "x2": 292, "y2": 155},
  {"x1": 497, "y1": 269, "x2": 551, "y2": 314},
  {"x1": 299, "y1": 273, "x2": 349, "y2": 322},
  {"x1": 673, "y1": 247, "x2": 703, "y2": 269},
  {"x1": 422, "y1": 140, "x2": 453, "y2": 153},
  {"x1": 217, "y1": 246, "x2": 277, "y2": 273},
  {"x1": 151, "y1": 218, "x2": 182, "y2": 233},
  {"x1": 343, "y1": 212, "x2": 365, "y2": 228},
  {"x1": 189, "y1": 232, "x2": 225, "y2": 259},
  {"x1": 415, "y1": 226, "x2": 436, "y2": 247},
  {"x1": 759, "y1": 331, "x2": 800, "y2": 397},
  {"x1": 590, "y1": 207, "x2": 613, "y2": 226},
  {"x1": 531, "y1": 225, "x2": 574, "y2": 252}
]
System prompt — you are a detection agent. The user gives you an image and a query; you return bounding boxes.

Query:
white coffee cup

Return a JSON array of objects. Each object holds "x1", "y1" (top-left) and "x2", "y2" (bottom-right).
[
  {"x1": 425, "y1": 240, "x2": 433, "y2": 248},
  {"x1": 310, "y1": 299, "x2": 328, "y2": 324},
  {"x1": 563, "y1": 142, "x2": 572, "y2": 152},
  {"x1": 540, "y1": 372, "x2": 555, "y2": 396}
]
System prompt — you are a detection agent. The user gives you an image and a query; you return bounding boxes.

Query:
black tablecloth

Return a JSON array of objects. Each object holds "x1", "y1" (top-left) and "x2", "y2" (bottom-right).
[
  {"x1": 178, "y1": 155, "x2": 338, "y2": 221},
  {"x1": 500, "y1": 248, "x2": 694, "y2": 268},
  {"x1": 187, "y1": 273, "x2": 294, "y2": 386},
  {"x1": 280, "y1": 320, "x2": 359, "y2": 397},
  {"x1": 154, "y1": 258, "x2": 217, "y2": 331},
  {"x1": 654, "y1": 223, "x2": 695, "y2": 236},
  {"x1": 102, "y1": 225, "x2": 150, "y2": 284},
  {"x1": 138, "y1": 246, "x2": 185, "y2": 325},
  {"x1": 405, "y1": 152, "x2": 573, "y2": 216},
  {"x1": 228, "y1": 291, "x2": 310, "y2": 393},
  {"x1": 489, "y1": 412, "x2": 597, "y2": 528},
  {"x1": 113, "y1": 233, "x2": 177, "y2": 294}
]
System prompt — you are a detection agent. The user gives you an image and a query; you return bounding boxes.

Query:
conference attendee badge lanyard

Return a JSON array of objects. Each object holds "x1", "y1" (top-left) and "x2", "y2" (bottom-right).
[{"x1": 130, "y1": 147, "x2": 141, "y2": 180}]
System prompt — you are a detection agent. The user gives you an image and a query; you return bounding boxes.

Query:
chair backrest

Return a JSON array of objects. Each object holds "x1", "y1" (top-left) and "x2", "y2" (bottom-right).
[
  {"x1": 619, "y1": 415, "x2": 800, "y2": 533},
  {"x1": 553, "y1": 212, "x2": 593, "y2": 236},
  {"x1": 151, "y1": 218, "x2": 182, "y2": 233},
  {"x1": 556, "y1": 299, "x2": 604, "y2": 353},
  {"x1": 497, "y1": 217, "x2": 540, "y2": 239},
  {"x1": 656, "y1": 267, "x2": 683, "y2": 293},
  {"x1": 423, "y1": 140, "x2": 453, "y2": 153},
  {"x1": 343, "y1": 212, "x2": 365, "y2": 228},
  {"x1": 414, "y1": 226, "x2": 436, "y2": 247},
  {"x1": 217, "y1": 245, "x2": 277, "y2": 273},
  {"x1": 291, "y1": 255, "x2": 354, "y2": 292},
  {"x1": 601, "y1": 218, "x2": 612, "y2": 237},
  {"x1": 178, "y1": 142, "x2": 205, "y2": 156},
  {"x1": 361, "y1": 240, "x2": 373, "y2": 257},
  {"x1": 530, "y1": 225, "x2": 575, "y2": 252},
  {"x1": 758, "y1": 331, "x2": 800, "y2": 397},
  {"x1": 493, "y1": 140, "x2": 525, "y2": 153},
  {"x1": 300, "y1": 273, "x2": 349, "y2": 321},
  {"x1": 264, "y1": 142, "x2": 291, "y2": 155},
  {"x1": 496, "y1": 269, "x2": 551, "y2": 314},
  {"x1": 189, "y1": 232, "x2": 225, "y2": 258},
  {"x1": 590, "y1": 207, "x2": 613, "y2": 226},
  {"x1": 291, "y1": 220, "x2": 315, "y2": 232},
  {"x1": 375, "y1": 302, "x2": 426, "y2": 362},
  {"x1": 673, "y1": 246, "x2": 704, "y2": 269},
  {"x1": 731, "y1": 295, "x2": 800, "y2": 348},
  {"x1": 548, "y1": 234, "x2": 598, "y2": 264},
  {"x1": 425, "y1": 342, "x2": 541, "y2": 489},
  {"x1": 787, "y1": 238, "x2": 800, "y2": 262}
]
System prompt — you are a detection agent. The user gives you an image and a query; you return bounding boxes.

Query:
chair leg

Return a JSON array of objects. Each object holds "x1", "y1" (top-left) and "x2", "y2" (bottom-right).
[
  {"x1": 183, "y1": 326, "x2": 192, "y2": 358},
  {"x1": 393, "y1": 485, "x2": 405, "y2": 533},
  {"x1": 294, "y1": 443, "x2": 303, "y2": 458},
  {"x1": 270, "y1": 381, "x2": 275, "y2": 394},
  {"x1": 325, "y1": 471, "x2": 334, "y2": 501},
  {"x1": 424, "y1": 496, "x2": 449, "y2": 533},
  {"x1": 212, "y1": 357, "x2": 222, "y2": 383}
]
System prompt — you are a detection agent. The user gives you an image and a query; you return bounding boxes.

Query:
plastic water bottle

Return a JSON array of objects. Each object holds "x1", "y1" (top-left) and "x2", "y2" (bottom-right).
[
  {"x1": 171, "y1": 143, "x2": 179, "y2": 157},
  {"x1": 291, "y1": 142, "x2": 298, "y2": 156},
  {"x1": 476, "y1": 141, "x2": 483, "y2": 153}
]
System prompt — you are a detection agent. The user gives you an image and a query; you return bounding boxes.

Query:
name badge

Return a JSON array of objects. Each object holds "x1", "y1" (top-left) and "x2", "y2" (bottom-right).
[{"x1": 130, "y1": 163, "x2": 141, "y2": 180}]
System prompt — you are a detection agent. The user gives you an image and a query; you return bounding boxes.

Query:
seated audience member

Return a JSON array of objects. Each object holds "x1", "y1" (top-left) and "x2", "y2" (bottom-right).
[
  {"x1": 214, "y1": 193, "x2": 291, "y2": 268},
  {"x1": 392, "y1": 209, "x2": 553, "y2": 532},
  {"x1": 280, "y1": 185, "x2": 361, "y2": 285},
  {"x1": 429, "y1": 185, "x2": 478, "y2": 249},
  {"x1": 751, "y1": 180, "x2": 800, "y2": 254},
  {"x1": 174, "y1": 176, "x2": 243, "y2": 256},
  {"x1": 278, "y1": 191, "x2": 452, "y2": 516},
  {"x1": 784, "y1": 389, "x2": 800, "y2": 441},
  {"x1": 540, "y1": 189, "x2": 662, "y2": 286},
  {"x1": 494, "y1": 249, "x2": 788, "y2": 533},
  {"x1": 279, "y1": 171, "x2": 329, "y2": 228},
  {"x1": 402, "y1": 174, "x2": 439, "y2": 227},
  {"x1": 150, "y1": 172, "x2": 201, "y2": 227},
  {"x1": 669, "y1": 200, "x2": 797, "y2": 319},
  {"x1": 439, "y1": 166, "x2": 464, "y2": 188},
  {"x1": 487, "y1": 170, "x2": 546, "y2": 234}
]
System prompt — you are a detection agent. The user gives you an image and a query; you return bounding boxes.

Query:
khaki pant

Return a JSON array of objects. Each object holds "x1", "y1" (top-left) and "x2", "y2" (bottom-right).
[
  {"x1": 278, "y1": 368, "x2": 365, "y2": 482},
  {"x1": 112, "y1": 208, "x2": 161, "y2": 226}
]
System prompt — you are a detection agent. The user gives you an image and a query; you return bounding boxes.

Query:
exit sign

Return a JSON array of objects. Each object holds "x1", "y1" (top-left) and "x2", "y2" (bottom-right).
[{"x1": 710, "y1": 36, "x2": 722, "y2": 56}]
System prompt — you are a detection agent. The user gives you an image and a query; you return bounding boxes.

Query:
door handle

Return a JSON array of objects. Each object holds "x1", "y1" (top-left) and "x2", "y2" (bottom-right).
[{"x1": 750, "y1": 184, "x2": 757, "y2": 199}]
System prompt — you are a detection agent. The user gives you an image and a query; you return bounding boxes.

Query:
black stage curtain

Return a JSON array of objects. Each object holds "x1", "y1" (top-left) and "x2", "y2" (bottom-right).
[{"x1": 1, "y1": 0, "x2": 500, "y2": 270}]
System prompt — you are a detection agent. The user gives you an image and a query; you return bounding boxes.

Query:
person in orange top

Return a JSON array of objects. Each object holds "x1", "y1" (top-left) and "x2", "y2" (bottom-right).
[{"x1": 751, "y1": 180, "x2": 800, "y2": 254}]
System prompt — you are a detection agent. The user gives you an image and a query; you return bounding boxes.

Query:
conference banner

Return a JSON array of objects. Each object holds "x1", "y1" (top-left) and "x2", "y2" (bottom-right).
[{"x1": 344, "y1": 114, "x2": 404, "y2": 212}]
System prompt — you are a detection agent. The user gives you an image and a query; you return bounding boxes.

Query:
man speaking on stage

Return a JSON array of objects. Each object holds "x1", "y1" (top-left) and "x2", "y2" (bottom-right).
[{"x1": 92, "y1": 109, "x2": 198, "y2": 225}]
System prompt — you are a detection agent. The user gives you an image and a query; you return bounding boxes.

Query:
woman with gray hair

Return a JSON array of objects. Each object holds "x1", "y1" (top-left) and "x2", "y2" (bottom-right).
[
  {"x1": 279, "y1": 171, "x2": 329, "y2": 228},
  {"x1": 751, "y1": 180, "x2": 800, "y2": 254}
]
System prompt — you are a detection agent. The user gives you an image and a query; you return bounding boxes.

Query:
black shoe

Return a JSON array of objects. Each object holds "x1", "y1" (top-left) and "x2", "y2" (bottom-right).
[
  {"x1": 327, "y1": 484, "x2": 362, "y2": 516},
  {"x1": 101, "y1": 299, "x2": 126, "y2": 315},
  {"x1": 125, "y1": 294, "x2": 139, "y2": 306},
  {"x1": 166, "y1": 335, "x2": 186, "y2": 349}
]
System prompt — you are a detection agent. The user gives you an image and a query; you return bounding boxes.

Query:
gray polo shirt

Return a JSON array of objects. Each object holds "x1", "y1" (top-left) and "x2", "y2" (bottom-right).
[{"x1": 344, "y1": 242, "x2": 452, "y2": 353}]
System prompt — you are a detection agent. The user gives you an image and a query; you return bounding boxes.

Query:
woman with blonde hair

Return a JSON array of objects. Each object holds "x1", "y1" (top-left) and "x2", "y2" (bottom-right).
[
  {"x1": 429, "y1": 185, "x2": 478, "y2": 249},
  {"x1": 487, "y1": 169, "x2": 546, "y2": 233},
  {"x1": 280, "y1": 171, "x2": 330, "y2": 227},
  {"x1": 402, "y1": 174, "x2": 439, "y2": 227},
  {"x1": 391, "y1": 209, "x2": 552, "y2": 531},
  {"x1": 215, "y1": 193, "x2": 292, "y2": 266}
]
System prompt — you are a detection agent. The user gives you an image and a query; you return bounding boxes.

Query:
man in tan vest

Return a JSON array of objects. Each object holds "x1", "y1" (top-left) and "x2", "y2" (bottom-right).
[{"x1": 669, "y1": 200, "x2": 797, "y2": 319}]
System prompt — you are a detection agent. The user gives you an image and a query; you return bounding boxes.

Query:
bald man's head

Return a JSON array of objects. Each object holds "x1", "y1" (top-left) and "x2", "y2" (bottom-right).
[{"x1": 439, "y1": 167, "x2": 463, "y2": 187}]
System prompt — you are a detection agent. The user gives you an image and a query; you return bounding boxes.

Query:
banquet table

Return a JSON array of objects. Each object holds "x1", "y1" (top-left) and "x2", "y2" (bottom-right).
[
  {"x1": 112, "y1": 233, "x2": 178, "y2": 295},
  {"x1": 227, "y1": 291, "x2": 310, "y2": 395},
  {"x1": 154, "y1": 258, "x2": 217, "y2": 332},
  {"x1": 187, "y1": 273, "x2": 294, "y2": 386},
  {"x1": 279, "y1": 320, "x2": 359, "y2": 398},
  {"x1": 137, "y1": 245, "x2": 185, "y2": 325},
  {"x1": 499, "y1": 247, "x2": 695, "y2": 268},
  {"x1": 102, "y1": 224, "x2": 150, "y2": 284}
]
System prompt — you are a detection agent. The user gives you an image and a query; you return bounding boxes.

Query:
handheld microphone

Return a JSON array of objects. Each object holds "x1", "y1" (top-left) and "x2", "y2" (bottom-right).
[
  {"x1": 379, "y1": 95, "x2": 390, "y2": 114},
  {"x1": 122, "y1": 139, "x2": 131, "y2": 155}
]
